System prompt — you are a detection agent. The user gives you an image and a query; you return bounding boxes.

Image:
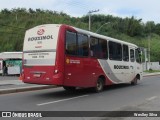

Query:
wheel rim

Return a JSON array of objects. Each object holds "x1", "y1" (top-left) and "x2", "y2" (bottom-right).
[
  {"x1": 135, "y1": 79, "x2": 137, "y2": 84},
  {"x1": 97, "y1": 81, "x2": 102, "y2": 91},
  {"x1": 135, "y1": 78, "x2": 139, "y2": 84}
]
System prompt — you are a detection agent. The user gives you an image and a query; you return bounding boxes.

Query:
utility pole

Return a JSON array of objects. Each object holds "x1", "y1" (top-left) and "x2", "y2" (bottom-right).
[
  {"x1": 148, "y1": 35, "x2": 151, "y2": 70},
  {"x1": 144, "y1": 48, "x2": 148, "y2": 70},
  {"x1": 148, "y1": 23, "x2": 151, "y2": 70},
  {"x1": 88, "y1": 9, "x2": 99, "y2": 31}
]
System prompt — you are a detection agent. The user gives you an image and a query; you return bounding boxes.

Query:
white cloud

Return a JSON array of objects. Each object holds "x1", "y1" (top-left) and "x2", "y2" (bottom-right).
[
  {"x1": 0, "y1": 0, "x2": 58, "y2": 10},
  {"x1": 0, "y1": 0, "x2": 160, "y2": 23}
]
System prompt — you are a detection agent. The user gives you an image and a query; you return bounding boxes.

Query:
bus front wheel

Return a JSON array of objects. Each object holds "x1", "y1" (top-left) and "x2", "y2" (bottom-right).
[
  {"x1": 94, "y1": 78, "x2": 104, "y2": 92},
  {"x1": 131, "y1": 77, "x2": 138, "y2": 85}
]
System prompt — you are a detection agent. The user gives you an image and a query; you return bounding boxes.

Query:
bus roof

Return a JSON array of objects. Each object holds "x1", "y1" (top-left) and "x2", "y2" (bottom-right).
[
  {"x1": 26, "y1": 24, "x2": 138, "y2": 48},
  {"x1": 73, "y1": 26, "x2": 137, "y2": 48},
  {"x1": 26, "y1": 24, "x2": 61, "y2": 31}
]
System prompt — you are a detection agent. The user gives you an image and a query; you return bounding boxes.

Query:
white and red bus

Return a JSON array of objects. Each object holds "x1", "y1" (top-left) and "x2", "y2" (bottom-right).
[{"x1": 22, "y1": 24, "x2": 143, "y2": 92}]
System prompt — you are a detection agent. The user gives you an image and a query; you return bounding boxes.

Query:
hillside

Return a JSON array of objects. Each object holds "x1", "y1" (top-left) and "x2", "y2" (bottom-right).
[{"x1": 0, "y1": 8, "x2": 160, "y2": 61}]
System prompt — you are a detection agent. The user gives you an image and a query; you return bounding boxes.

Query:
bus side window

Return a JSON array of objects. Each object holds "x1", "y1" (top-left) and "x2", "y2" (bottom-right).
[
  {"x1": 66, "y1": 31, "x2": 77, "y2": 55},
  {"x1": 77, "y1": 34, "x2": 89, "y2": 57},
  {"x1": 130, "y1": 49, "x2": 135, "y2": 62},
  {"x1": 109, "y1": 41, "x2": 122, "y2": 61},
  {"x1": 99, "y1": 39, "x2": 108, "y2": 59},
  {"x1": 90, "y1": 37, "x2": 108, "y2": 59},
  {"x1": 90, "y1": 37, "x2": 98, "y2": 57},
  {"x1": 123, "y1": 45, "x2": 129, "y2": 61}
]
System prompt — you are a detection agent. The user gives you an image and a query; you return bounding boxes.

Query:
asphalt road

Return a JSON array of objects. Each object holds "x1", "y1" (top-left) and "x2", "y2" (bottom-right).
[{"x1": 0, "y1": 75, "x2": 160, "y2": 120}]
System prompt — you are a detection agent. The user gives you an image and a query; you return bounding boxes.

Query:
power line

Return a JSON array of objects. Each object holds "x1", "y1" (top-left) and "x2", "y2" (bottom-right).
[
  {"x1": 54, "y1": 1, "x2": 98, "y2": 16},
  {"x1": 67, "y1": 2, "x2": 93, "y2": 10},
  {"x1": 60, "y1": 1, "x2": 93, "y2": 10}
]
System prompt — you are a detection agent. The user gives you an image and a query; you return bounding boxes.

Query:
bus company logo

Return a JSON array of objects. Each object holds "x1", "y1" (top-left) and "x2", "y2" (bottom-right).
[
  {"x1": 66, "y1": 59, "x2": 70, "y2": 64},
  {"x1": 114, "y1": 65, "x2": 129, "y2": 69},
  {"x1": 66, "y1": 59, "x2": 80, "y2": 64},
  {"x1": 37, "y1": 29, "x2": 45, "y2": 35}
]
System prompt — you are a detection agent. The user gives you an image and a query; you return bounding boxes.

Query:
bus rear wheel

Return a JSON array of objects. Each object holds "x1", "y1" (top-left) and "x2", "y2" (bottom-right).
[
  {"x1": 94, "y1": 78, "x2": 104, "y2": 92},
  {"x1": 63, "y1": 86, "x2": 76, "y2": 91},
  {"x1": 131, "y1": 77, "x2": 138, "y2": 85}
]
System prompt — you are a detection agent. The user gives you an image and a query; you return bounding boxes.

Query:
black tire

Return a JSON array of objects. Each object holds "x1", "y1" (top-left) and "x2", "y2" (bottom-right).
[
  {"x1": 131, "y1": 77, "x2": 138, "y2": 85},
  {"x1": 63, "y1": 86, "x2": 76, "y2": 91},
  {"x1": 94, "y1": 78, "x2": 104, "y2": 92}
]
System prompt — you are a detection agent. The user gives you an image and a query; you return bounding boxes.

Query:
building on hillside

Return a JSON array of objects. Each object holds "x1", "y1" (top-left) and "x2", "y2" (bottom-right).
[
  {"x1": 0, "y1": 52, "x2": 22, "y2": 75},
  {"x1": 143, "y1": 62, "x2": 160, "y2": 71}
]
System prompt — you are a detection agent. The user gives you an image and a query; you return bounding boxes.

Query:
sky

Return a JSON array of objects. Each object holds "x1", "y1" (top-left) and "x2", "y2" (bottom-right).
[{"x1": 0, "y1": 0, "x2": 160, "y2": 23}]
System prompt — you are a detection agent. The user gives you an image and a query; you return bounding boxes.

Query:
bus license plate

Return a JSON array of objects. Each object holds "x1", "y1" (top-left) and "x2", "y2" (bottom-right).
[{"x1": 34, "y1": 74, "x2": 41, "y2": 78}]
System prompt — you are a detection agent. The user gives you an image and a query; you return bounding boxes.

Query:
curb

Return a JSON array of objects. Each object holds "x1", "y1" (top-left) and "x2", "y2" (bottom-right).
[
  {"x1": 143, "y1": 73, "x2": 160, "y2": 77},
  {"x1": 0, "y1": 85, "x2": 58, "y2": 95}
]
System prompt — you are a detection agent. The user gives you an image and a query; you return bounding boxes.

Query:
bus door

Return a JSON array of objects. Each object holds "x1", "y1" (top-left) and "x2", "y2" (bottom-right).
[
  {"x1": 108, "y1": 41, "x2": 125, "y2": 83},
  {"x1": 121, "y1": 44, "x2": 130, "y2": 82},
  {"x1": 129, "y1": 48, "x2": 136, "y2": 81},
  {"x1": 64, "y1": 30, "x2": 92, "y2": 87}
]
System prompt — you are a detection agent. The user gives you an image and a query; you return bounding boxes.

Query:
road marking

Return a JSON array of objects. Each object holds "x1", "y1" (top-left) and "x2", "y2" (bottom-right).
[
  {"x1": 37, "y1": 94, "x2": 89, "y2": 106},
  {"x1": 146, "y1": 96, "x2": 158, "y2": 101}
]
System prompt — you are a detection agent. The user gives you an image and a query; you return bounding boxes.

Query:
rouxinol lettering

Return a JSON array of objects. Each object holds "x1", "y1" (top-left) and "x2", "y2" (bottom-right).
[
  {"x1": 28, "y1": 35, "x2": 53, "y2": 41},
  {"x1": 114, "y1": 65, "x2": 129, "y2": 69}
]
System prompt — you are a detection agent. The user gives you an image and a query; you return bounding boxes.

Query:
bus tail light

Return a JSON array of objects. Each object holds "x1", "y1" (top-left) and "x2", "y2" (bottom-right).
[{"x1": 54, "y1": 69, "x2": 59, "y2": 74}]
